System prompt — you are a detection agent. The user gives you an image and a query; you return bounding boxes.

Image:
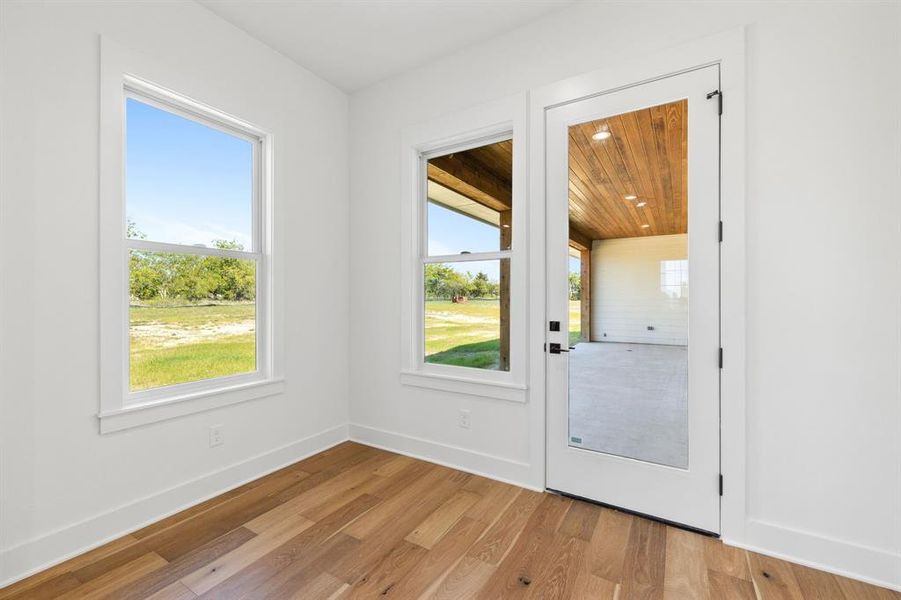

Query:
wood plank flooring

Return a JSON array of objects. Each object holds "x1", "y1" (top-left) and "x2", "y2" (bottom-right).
[{"x1": 2, "y1": 442, "x2": 897, "y2": 600}]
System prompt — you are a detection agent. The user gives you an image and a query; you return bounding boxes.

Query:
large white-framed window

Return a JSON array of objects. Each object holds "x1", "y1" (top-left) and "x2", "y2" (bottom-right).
[
  {"x1": 400, "y1": 94, "x2": 528, "y2": 402},
  {"x1": 99, "y1": 38, "x2": 283, "y2": 433}
]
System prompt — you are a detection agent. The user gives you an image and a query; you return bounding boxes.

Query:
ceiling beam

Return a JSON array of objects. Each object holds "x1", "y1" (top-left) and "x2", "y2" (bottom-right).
[
  {"x1": 427, "y1": 154, "x2": 511, "y2": 212},
  {"x1": 568, "y1": 222, "x2": 593, "y2": 251}
]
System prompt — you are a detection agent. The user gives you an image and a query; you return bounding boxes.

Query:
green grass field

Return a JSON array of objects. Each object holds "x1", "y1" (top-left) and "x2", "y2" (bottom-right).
[
  {"x1": 425, "y1": 300, "x2": 501, "y2": 369},
  {"x1": 424, "y1": 299, "x2": 582, "y2": 369},
  {"x1": 130, "y1": 299, "x2": 582, "y2": 388},
  {"x1": 129, "y1": 302, "x2": 256, "y2": 391},
  {"x1": 569, "y1": 299, "x2": 582, "y2": 345}
]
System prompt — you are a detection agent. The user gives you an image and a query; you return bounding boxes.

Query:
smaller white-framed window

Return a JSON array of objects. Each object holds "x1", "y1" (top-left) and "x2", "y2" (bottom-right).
[
  {"x1": 400, "y1": 95, "x2": 528, "y2": 402},
  {"x1": 99, "y1": 40, "x2": 282, "y2": 432}
]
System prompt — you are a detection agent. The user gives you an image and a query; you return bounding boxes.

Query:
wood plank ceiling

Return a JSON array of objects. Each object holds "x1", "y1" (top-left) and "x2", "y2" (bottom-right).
[{"x1": 569, "y1": 99, "x2": 687, "y2": 243}]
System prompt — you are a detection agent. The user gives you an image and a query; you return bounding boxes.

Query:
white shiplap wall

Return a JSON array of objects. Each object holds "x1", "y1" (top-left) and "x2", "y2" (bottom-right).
[{"x1": 590, "y1": 234, "x2": 688, "y2": 345}]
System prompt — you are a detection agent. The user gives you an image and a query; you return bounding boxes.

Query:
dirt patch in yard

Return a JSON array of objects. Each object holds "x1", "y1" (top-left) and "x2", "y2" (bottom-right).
[{"x1": 130, "y1": 320, "x2": 255, "y2": 348}]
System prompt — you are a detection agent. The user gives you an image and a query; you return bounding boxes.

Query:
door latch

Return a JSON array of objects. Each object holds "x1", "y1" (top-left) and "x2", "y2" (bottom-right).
[{"x1": 548, "y1": 343, "x2": 570, "y2": 354}]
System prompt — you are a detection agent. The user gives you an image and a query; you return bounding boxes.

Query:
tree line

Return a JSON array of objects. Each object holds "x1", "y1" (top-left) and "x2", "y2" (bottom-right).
[
  {"x1": 569, "y1": 272, "x2": 581, "y2": 300},
  {"x1": 129, "y1": 222, "x2": 255, "y2": 302},
  {"x1": 424, "y1": 264, "x2": 500, "y2": 301}
]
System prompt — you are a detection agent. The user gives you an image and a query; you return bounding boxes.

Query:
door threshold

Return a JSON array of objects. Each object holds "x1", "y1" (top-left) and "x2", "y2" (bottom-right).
[{"x1": 547, "y1": 488, "x2": 720, "y2": 538}]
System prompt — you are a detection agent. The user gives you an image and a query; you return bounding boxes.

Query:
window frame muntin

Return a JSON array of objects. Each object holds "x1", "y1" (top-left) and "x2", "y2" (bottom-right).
[{"x1": 120, "y1": 80, "x2": 272, "y2": 408}]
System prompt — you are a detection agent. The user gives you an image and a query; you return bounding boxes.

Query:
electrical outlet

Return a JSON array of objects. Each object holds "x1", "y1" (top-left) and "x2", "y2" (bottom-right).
[
  {"x1": 458, "y1": 409, "x2": 471, "y2": 429},
  {"x1": 209, "y1": 425, "x2": 224, "y2": 447}
]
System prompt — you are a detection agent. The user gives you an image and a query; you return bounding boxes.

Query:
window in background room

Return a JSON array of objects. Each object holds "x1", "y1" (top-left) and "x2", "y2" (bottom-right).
[
  {"x1": 660, "y1": 259, "x2": 689, "y2": 299},
  {"x1": 569, "y1": 249, "x2": 583, "y2": 344},
  {"x1": 422, "y1": 139, "x2": 513, "y2": 371},
  {"x1": 125, "y1": 93, "x2": 265, "y2": 395}
]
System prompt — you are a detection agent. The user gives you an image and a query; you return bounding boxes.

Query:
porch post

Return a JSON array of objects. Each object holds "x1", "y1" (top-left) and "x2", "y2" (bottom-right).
[
  {"x1": 499, "y1": 210, "x2": 512, "y2": 370},
  {"x1": 580, "y1": 247, "x2": 591, "y2": 342}
]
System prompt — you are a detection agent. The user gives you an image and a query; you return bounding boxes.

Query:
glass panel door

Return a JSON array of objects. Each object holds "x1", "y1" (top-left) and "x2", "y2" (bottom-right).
[{"x1": 545, "y1": 65, "x2": 721, "y2": 533}]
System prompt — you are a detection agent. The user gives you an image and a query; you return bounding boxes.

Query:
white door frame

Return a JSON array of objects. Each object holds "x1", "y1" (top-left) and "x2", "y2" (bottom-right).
[{"x1": 527, "y1": 28, "x2": 746, "y2": 542}]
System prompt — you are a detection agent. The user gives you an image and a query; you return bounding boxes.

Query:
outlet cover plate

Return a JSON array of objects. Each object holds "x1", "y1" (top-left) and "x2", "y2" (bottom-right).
[{"x1": 209, "y1": 425, "x2": 224, "y2": 447}]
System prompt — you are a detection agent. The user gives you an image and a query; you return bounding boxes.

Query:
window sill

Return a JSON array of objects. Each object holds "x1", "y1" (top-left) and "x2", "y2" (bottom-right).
[
  {"x1": 98, "y1": 378, "x2": 285, "y2": 434},
  {"x1": 400, "y1": 370, "x2": 527, "y2": 403}
]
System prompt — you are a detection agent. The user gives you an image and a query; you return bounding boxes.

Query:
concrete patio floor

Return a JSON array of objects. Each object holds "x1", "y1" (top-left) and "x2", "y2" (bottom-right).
[{"x1": 568, "y1": 341, "x2": 689, "y2": 469}]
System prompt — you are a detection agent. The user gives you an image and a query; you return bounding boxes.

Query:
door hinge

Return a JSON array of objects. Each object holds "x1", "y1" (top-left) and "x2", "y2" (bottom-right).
[
  {"x1": 718, "y1": 348, "x2": 723, "y2": 369},
  {"x1": 718, "y1": 220, "x2": 723, "y2": 243},
  {"x1": 719, "y1": 474, "x2": 724, "y2": 496},
  {"x1": 706, "y1": 89, "x2": 723, "y2": 115}
]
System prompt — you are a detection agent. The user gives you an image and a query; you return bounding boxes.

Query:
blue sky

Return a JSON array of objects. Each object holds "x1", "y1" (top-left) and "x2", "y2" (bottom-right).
[
  {"x1": 428, "y1": 202, "x2": 502, "y2": 280},
  {"x1": 427, "y1": 202, "x2": 500, "y2": 256},
  {"x1": 126, "y1": 98, "x2": 253, "y2": 249}
]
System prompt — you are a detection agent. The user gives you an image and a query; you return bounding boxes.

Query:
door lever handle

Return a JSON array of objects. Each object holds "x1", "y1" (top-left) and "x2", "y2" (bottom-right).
[{"x1": 548, "y1": 343, "x2": 569, "y2": 354}]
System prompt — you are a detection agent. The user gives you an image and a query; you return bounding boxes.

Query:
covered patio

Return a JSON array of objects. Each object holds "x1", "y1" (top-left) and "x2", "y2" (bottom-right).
[{"x1": 566, "y1": 99, "x2": 690, "y2": 469}]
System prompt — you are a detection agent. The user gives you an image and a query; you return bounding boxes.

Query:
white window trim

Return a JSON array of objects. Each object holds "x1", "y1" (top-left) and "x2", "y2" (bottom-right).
[
  {"x1": 99, "y1": 37, "x2": 283, "y2": 433},
  {"x1": 399, "y1": 94, "x2": 528, "y2": 402}
]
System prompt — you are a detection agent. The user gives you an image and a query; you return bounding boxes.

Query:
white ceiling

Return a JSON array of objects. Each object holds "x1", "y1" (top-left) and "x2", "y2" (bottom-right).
[{"x1": 197, "y1": 0, "x2": 574, "y2": 92}]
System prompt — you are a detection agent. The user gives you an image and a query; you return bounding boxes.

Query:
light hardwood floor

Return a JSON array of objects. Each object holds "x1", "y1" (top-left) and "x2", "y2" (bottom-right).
[{"x1": 1, "y1": 442, "x2": 897, "y2": 600}]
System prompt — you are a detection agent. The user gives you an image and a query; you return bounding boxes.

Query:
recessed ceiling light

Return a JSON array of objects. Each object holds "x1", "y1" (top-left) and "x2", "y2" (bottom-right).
[
  {"x1": 624, "y1": 195, "x2": 637, "y2": 200},
  {"x1": 636, "y1": 202, "x2": 647, "y2": 207},
  {"x1": 641, "y1": 224, "x2": 650, "y2": 229},
  {"x1": 501, "y1": 224, "x2": 510, "y2": 228},
  {"x1": 592, "y1": 131, "x2": 611, "y2": 141}
]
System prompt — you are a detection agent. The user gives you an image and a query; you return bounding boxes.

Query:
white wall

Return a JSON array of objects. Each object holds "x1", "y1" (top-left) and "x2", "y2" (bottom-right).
[
  {"x1": 348, "y1": 1, "x2": 901, "y2": 589},
  {"x1": 591, "y1": 234, "x2": 688, "y2": 345},
  {"x1": 0, "y1": 0, "x2": 349, "y2": 584}
]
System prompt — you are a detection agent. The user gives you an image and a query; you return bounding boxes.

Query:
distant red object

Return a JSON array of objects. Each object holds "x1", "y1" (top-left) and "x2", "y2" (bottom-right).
[{"x1": 452, "y1": 295, "x2": 467, "y2": 303}]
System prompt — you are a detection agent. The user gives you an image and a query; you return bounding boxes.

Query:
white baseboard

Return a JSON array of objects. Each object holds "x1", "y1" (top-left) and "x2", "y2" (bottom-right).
[
  {"x1": 724, "y1": 518, "x2": 901, "y2": 592},
  {"x1": 0, "y1": 423, "x2": 349, "y2": 588},
  {"x1": 5, "y1": 422, "x2": 897, "y2": 595},
  {"x1": 349, "y1": 423, "x2": 541, "y2": 491}
]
